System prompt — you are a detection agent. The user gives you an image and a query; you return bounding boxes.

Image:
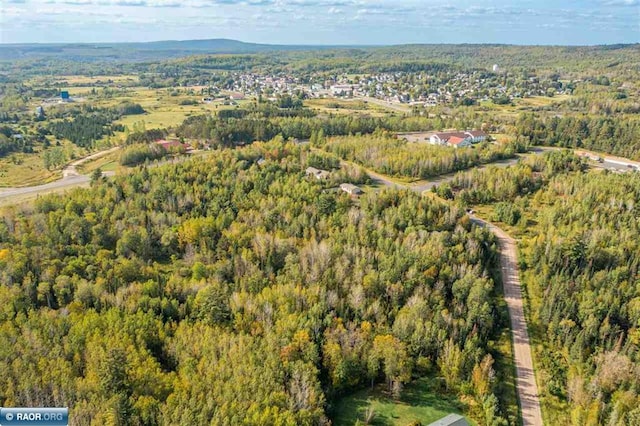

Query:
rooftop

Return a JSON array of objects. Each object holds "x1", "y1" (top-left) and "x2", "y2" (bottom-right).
[{"x1": 427, "y1": 413, "x2": 470, "y2": 426}]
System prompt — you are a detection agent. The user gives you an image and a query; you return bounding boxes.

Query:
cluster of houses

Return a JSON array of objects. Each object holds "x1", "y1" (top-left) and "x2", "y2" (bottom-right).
[
  {"x1": 197, "y1": 66, "x2": 573, "y2": 109},
  {"x1": 305, "y1": 167, "x2": 364, "y2": 196},
  {"x1": 323, "y1": 69, "x2": 570, "y2": 106},
  {"x1": 208, "y1": 73, "x2": 305, "y2": 102}
]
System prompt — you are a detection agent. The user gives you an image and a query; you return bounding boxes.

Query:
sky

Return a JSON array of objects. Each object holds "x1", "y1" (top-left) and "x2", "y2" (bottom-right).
[{"x1": 0, "y1": 0, "x2": 638, "y2": 45}]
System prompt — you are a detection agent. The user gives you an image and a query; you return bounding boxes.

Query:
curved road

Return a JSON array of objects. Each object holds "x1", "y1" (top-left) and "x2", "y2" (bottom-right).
[
  {"x1": 362, "y1": 162, "x2": 544, "y2": 426},
  {"x1": 4, "y1": 143, "x2": 633, "y2": 422},
  {"x1": 365, "y1": 147, "x2": 553, "y2": 194},
  {"x1": 0, "y1": 147, "x2": 120, "y2": 204},
  {"x1": 0, "y1": 148, "x2": 205, "y2": 205}
]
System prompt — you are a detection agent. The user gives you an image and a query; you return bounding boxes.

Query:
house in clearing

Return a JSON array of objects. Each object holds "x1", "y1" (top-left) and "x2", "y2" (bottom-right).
[
  {"x1": 306, "y1": 167, "x2": 331, "y2": 180},
  {"x1": 427, "y1": 413, "x2": 470, "y2": 426},
  {"x1": 340, "y1": 183, "x2": 363, "y2": 196},
  {"x1": 155, "y1": 139, "x2": 188, "y2": 152},
  {"x1": 429, "y1": 130, "x2": 487, "y2": 148}
]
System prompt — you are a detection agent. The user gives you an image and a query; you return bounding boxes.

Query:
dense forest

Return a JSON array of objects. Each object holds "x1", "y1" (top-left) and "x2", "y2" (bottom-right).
[
  {"x1": 441, "y1": 152, "x2": 640, "y2": 425},
  {"x1": 4, "y1": 42, "x2": 637, "y2": 77},
  {"x1": 319, "y1": 131, "x2": 524, "y2": 179},
  {"x1": 0, "y1": 141, "x2": 511, "y2": 425},
  {"x1": 118, "y1": 143, "x2": 175, "y2": 166},
  {"x1": 515, "y1": 114, "x2": 640, "y2": 160},
  {"x1": 1, "y1": 39, "x2": 640, "y2": 426},
  {"x1": 519, "y1": 171, "x2": 640, "y2": 425},
  {"x1": 441, "y1": 150, "x2": 586, "y2": 204},
  {"x1": 48, "y1": 104, "x2": 144, "y2": 148},
  {"x1": 175, "y1": 110, "x2": 487, "y2": 148}
]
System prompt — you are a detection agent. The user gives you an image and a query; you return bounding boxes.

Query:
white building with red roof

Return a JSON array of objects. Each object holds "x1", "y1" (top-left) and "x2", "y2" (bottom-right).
[{"x1": 429, "y1": 130, "x2": 487, "y2": 148}]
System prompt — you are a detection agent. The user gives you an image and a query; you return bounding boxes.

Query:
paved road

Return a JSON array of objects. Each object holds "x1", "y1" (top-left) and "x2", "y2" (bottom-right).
[
  {"x1": 0, "y1": 146, "x2": 121, "y2": 203},
  {"x1": 367, "y1": 147, "x2": 554, "y2": 194},
  {"x1": 471, "y1": 217, "x2": 543, "y2": 426},
  {"x1": 575, "y1": 150, "x2": 640, "y2": 173},
  {"x1": 0, "y1": 172, "x2": 116, "y2": 203},
  {"x1": 0, "y1": 149, "x2": 202, "y2": 205}
]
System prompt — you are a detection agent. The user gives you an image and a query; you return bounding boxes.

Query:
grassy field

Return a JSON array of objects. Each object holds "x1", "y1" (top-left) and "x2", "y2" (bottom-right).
[
  {"x1": 27, "y1": 74, "x2": 139, "y2": 87},
  {"x1": 306, "y1": 98, "x2": 394, "y2": 117},
  {"x1": 475, "y1": 94, "x2": 572, "y2": 121},
  {"x1": 2, "y1": 82, "x2": 227, "y2": 187},
  {"x1": 0, "y1": 151, "x2": 60, "y2": 187},
  {"x1": 331, "y1": 377, "x2": 472, "y2": 426},
  {"x1": 76, "y1": 150, "x2": 122, "y2": 175},
  {"x1": 0, "y1": 136, "x2": 119, "y2": 188},
  {"x1": 0, "y1": 139, "x2": 88, "y2": 187},
  {"x1": 109, "y1": 88, "x2": 251, "y2": 129},
  {"x1": 514, "y1": 94, "x2": 571, "y2": 108}
]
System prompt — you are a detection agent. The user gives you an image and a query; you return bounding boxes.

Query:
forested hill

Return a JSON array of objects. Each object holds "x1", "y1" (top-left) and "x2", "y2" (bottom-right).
[
  {"x1": 0, "y1": 39, "x2": 345, "y2": 62},
  {"x1": 0, "y1": 40, "x2": 638, "y2": 70}
]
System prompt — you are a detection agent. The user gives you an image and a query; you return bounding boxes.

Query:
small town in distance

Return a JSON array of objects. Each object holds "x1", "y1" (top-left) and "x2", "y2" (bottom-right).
[{"x1": 0, "y1": 2, "x2": 639, "y2": 425}]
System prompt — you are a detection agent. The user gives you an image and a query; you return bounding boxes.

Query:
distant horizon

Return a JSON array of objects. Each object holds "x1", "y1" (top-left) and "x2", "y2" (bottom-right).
[
  {"x1": 1, "y1": 0, "x2": 638, "y2": 46},
  {"x1": 0, "y1": 37, "x2": 638, "y2": 48}
]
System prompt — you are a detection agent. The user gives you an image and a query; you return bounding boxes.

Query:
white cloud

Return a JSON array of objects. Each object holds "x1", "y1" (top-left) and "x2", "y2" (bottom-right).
[
  {"x1": 601, "y1": 0, "x2": 638, "y2": 5},
  {"x1": 2, "y1": 0, "x2": 638, "y2": 44}
]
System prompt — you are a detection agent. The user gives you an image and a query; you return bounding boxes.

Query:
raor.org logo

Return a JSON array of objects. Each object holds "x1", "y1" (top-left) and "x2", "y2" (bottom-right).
[{"x1": 0, "y1": 407, "x2": 68, "y2": 425}]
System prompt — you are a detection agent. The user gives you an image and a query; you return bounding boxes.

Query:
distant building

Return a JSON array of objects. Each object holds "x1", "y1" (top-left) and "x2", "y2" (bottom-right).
[
  {"x1": 492, "y1": 64, "x2": 500, "y2": 72},
  {"x1": 155, "y1": 139, "x2": 188, "y2": 151},
  {"x1": 429, "y1": 130, "x2": 488, "y2": 148},
  {"x1": 330, "y1": 84, "x2": 355, "y2": 97},
  {"x1": 60, "y1": 91, "x2": 70, "y2": 101},
  {"x1": 428, "y1": 414, "x2": 470, "y2": 426},
  {"x1": 340, "y1": 183, "x2": 363, "y2": 196},
  {"x1": 229, "y1": 92, "x2": 245, "y2": 101},
  {"x1": 306, "y1": 167, "x2": 331, "y2": 180},
  {"x1": 35, "y1": 106, "x2": 45, "y2": 119}
]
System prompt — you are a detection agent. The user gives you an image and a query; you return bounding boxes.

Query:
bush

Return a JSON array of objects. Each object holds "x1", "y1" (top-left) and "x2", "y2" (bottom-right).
[
  {"x1": 492, "y1": 202, "x2": 521, "y2": 225},
  {"x1": 119, "y1": 143, "x2": 166, "y2": 166},
  {"x1": 116, "y1": 103, "x2": 145, "y2": 115}
]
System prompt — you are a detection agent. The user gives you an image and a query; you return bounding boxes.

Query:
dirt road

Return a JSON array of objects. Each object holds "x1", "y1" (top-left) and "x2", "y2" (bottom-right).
[
  {"x1": 62, "y1": 146, "x2": 121, "y2": 178},
  {"x1": 471, "y1": 217, "x2": 543, "y2": 426},
  {"x1": 361, "y1": 165, "x2": 544, "y2": 425}
]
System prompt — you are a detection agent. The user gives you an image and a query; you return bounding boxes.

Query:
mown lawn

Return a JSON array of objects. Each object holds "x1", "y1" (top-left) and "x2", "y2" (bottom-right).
[{"x1": 331, "y1": 377, "x2": 471, "y2": 426}]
